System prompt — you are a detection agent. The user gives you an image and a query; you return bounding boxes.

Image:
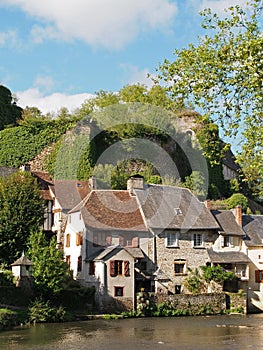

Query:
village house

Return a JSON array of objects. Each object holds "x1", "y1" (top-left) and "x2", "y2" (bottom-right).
[
  {"x1": 63, "y1": 186, "x2": 151, "y2": 311},
  {"x1": 242, "y1": 214, "x2": 263, "y2": 313},
  {"x1": 208, "y1": 206, "x2": 249, "y2": 292},
  {"x1": 60, "y1": 176, "x2": 258, "y2": 311},
  {"x1": 134, "y1": 184, "x2": 220, "y2": 294}
]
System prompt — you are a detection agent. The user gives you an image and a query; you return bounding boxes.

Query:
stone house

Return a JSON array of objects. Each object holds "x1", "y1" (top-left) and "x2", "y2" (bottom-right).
[
  {"x1": 208, "y1": 207, "x2": 249, "y2": 292},
  {"x1": 134, "y1": 184, "x2": 220, "y2": 295},
  {"x1": 242, "y1": 214, "x2": 263, "y2": 312}
]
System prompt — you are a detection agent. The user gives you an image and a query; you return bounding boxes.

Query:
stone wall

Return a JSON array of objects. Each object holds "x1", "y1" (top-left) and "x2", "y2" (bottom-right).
[{"x1": 154, "y1": 293, "x2": 227, "y2": 315}]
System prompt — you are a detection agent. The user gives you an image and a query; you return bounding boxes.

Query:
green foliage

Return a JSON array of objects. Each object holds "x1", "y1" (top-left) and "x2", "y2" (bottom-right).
[
  {"x1": 0, "y1": 308, "x2": 18, "y2": 329},
  {"x1": 28, "y1": 298, "x2": 66, "y2": 323},
  {"x1": 183, "y1": 170, "x2": 207, "y2": 200},
  {"x1": 27, "y1": 231, "x2": 70, "y2": 298},
  {"x1": 0, "y1": 171, "x2": 44, "y2": 265},
  {"x1": 184, "y1": 268, "x2": 203, "y2": 295},
  {"x1": 201, "y1": 265, "x2": 236, "y2": 283},
  {"x1": 0, "y1": 85, "x2": 22, "y2": 130},
  {"x1": 226, "y1": 193, "x2": 249, "y2": 211},
  {"x1": 0, "y1": 266, "x2": 15, "y2": 286},
  {"x1": 0, "y1": 114, "x2": 77, "y2": 168},
  {"x1": 157, "y1": 0, "x2": 263, "y2": 198}
]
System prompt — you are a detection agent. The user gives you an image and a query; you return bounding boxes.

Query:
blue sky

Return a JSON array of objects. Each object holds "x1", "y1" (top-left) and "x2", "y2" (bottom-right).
[{"x1": 0, "y1": 0, "x2": 248, "y2": 114}]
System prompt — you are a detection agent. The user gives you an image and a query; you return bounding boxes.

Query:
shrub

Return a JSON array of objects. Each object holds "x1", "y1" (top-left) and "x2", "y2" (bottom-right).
[
  {"x1": 226, "y1": 193, "x2": 248, "y2": 212},
  {"x1": 28, "y1": 298, "x2": 66, "y2": 323},
  {"x1": 0, "y1": 309, "x2": 18, "y2": 329}
]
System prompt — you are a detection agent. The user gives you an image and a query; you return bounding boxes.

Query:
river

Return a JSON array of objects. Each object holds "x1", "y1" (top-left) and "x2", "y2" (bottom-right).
[{"x1": 1, "y1": 314, "x2": 263, "y2": 350}]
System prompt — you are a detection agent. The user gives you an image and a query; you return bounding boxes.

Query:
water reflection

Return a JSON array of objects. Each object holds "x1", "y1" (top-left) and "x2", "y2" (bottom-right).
[{"x1": 1, "y1": 314, "x2": 263, "y2": 350}]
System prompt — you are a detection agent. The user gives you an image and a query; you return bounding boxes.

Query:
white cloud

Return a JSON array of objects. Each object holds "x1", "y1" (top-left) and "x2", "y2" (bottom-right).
[
  {"x1": 121, "y1": 64, "x2": 154, "y2": 88},
  {"x1": 16, "y1": 88, "x2": 94, "y2": 114},
  {"x1": 0, "y1": 30, "x2": 20, "y2": 48},
  {"x1": 0, "y1": 0, "x2": 178, "y2": 49}
]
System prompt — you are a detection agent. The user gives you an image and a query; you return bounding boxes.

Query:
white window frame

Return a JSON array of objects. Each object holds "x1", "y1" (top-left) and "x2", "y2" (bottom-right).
[
  {"x1": 166, "y1": 232, "x2": 179, "y2": 247},
  {"x1": 192, "y1": 233, "x2": 204, "y2": 248}
]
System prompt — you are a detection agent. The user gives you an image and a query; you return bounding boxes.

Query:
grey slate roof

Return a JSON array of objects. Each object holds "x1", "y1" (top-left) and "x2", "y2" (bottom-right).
[
  {"x1": 90, "y1": 246, "x2": 144, "y2": 261},
  {"x1": 211, "y1": 210, "x2": 245, "y2": 236},
  {"x1": 207, "y1": 248, "x2": 249, "y2": 264},
  {"x1": 135, "y1": 185, "x2": 219, "y2": 232},
  {"x1": 52, "y1": 180, "x2": 91, "y2": 212},
  {"x1": 11, "y1": 253, "x2": 33, "y2": 266},
  {"x1": 242, "y1": 215, "x2": 263, "y2": 247}
]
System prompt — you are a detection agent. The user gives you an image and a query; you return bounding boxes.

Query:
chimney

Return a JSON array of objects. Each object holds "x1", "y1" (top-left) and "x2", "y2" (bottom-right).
[
  {"x1": 233, "y1": 205, "x2": 242, "y2": 226},
  {"x1": 204, "y1": 199, "x2": 211, "y2": 210},
  {"x1": 127, "y1": 176, "x2": 144, "y2": 196},
  {"x1": 88, "y1": 176, "x2": 97, "y2": 190}
]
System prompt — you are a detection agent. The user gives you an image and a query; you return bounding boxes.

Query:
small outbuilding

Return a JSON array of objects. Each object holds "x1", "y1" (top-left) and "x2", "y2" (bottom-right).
[{"x1": 11, "y1": 253, "x2": 33, "y2": 287}]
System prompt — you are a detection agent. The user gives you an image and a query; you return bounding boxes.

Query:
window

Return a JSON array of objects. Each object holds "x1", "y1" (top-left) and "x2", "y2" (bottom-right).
[
  {"x1": 193, "y1": 233, "x2": 203, "y2": 247},
  {"x1": 174, "y1": 208, "x2": 182, "y2": 215},
  {"x1": 175, "y1": 285, "x2": 181, "y2": 294},
  {"x1": 222, "y1": 236, "x2": 234, "y2": 247},
  {"x1": 174, "y1": 260, "x2": 186, "y2": 275},
  {"x1": 110, "y1": 260, "x2": 130, "y2": 277},
  {"x1": 77, "y1": 256, "x2": 82, "y2": 273},
  {"x1": 166, "y1": 232, "x2": 179, "y2": 247},
  {"x1": 66, "y1": 234, "x2": 70, "y2": 248},
  {"x1": 76, "y1": 232, "x2": 83, "y2": 246},
  {"x1": 255, "y1": 270, "x2": 263, "y2": 283},
  {"x1": 89, "y1": 261, "x2": 95, "y2": 275},
  {"x1": 93, "y1": 232, "x2": 112, "y2": 247},
  {"x1": 119, "y1": 235, "x2": 138, "y2": 247},
  {"x1": 114, "y1": 286, "x2": 124, "y2": 297}
]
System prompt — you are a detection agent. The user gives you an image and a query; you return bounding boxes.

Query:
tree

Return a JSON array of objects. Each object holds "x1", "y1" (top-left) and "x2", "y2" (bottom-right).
[
  {"x1": 226, "y1": 193, "x2": 249, "y2": 212},
  {"x1": 183, "y1": 170, "x2": 207, "y2": 201},
  {"x1": 0, "y1": 171, "x2": 44, "y2": 265},
  {"x1": 156, "y1": 0, "x2": 263, "y2": 199},
  {"x1": 0, "y1": 85, "x2": 22, "y2": 130},
  {"x1": 27, "y1": 231, "x2": 70, "y2": 299}
]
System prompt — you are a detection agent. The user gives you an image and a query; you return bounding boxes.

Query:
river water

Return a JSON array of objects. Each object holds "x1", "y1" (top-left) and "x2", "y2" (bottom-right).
[{"x1": 1, "y1": 314, "x2": 263, "y2": 350}]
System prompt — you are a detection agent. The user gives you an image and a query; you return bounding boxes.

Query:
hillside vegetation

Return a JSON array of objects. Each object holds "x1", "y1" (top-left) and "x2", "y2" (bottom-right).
[{"x1": 0, "y1": 84, "x2": 254, "y2": 203}]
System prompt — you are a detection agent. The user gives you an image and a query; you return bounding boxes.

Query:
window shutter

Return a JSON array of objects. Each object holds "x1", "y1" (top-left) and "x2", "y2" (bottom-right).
[
  {"x1": 76, "y1": 233, "x2": 83, "y2": 246},
  {"x1": 106, "y1": 234, "x2": 112, "y2": 246},
  {"x1": 255, "y1": 270, "x2": 261, "y2": 283},
  {"x1": 110, "y1": 260, "x2": 116, "y2": 277},
  {"x1": 124, "y1": 260, "x2": 130, "y2": 277},
  {"x1": 119, "y1": 235, "x2": 124, "y2": 246},
  {"x1": 132, "y1": 236, "x2": 139, "y2": 247},
  {"x1": 66, "y1": 234, "x2": 70, "y2": 247}
]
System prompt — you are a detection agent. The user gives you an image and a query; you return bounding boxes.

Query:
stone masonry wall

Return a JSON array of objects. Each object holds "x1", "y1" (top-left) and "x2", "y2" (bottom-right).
[
  {"x1": 155, "y1": 293, "x2": 227, "y2": 315},
  {"x1": 156, "y1": 229, "x2": 218, "y2": 294}
]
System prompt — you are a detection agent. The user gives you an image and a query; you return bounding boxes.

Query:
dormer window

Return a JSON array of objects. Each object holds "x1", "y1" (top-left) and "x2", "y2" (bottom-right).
[{"x1": 174, "y1": 208, "x2": 182, "y2": 215}]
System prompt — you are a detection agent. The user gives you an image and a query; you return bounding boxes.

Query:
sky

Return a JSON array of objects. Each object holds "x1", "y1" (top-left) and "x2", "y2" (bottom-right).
[{"x1": 0, "y1": 0, "x2": 249, "y2": 115}]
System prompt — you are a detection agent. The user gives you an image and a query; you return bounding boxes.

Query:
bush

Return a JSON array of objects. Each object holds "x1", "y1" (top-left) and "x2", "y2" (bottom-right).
[
  {"x1": 28, "y1": 298, "x2": 66, "y2": 323},
  {"x1": 226, "y1": 193, "x2": 248, "y2": 212},
  {"x1": 0, "y1": 309, "x2": 18, "y2": 329}
]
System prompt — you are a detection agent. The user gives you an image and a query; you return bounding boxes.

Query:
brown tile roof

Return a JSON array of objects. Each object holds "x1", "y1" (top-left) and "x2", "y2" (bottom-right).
[
  {"x1": 135, "y1": 185, "x2": 219, "y2": 232},
  {"x1": 32, "y1": 171, "x2": 54, "y2": 200},
  {"x1": 211, "y1": 210, "x2": 245, "y2": 236},
  {"x1": 73, "y1": 190, "x2": 147, "y2": 232}
]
